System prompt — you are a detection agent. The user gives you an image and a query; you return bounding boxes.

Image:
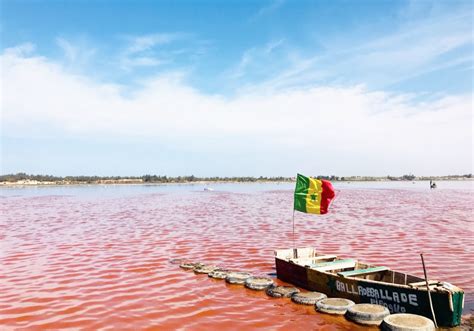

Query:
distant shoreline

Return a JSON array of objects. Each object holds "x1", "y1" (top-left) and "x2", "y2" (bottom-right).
[{"x1": 0, "y1": 175, "x2": 472, "y2": 187}]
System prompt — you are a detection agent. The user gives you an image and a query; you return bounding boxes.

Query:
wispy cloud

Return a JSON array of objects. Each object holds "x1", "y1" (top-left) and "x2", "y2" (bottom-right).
[
  {"x1": 56, "y1": 37, "x2": 96, "y2": 66},
  {"x1": 342, "y1": 10, "x2": 473, "y2": 86},
  {"x1": 115, "y1": 32, "x2": 211, "y2": 72},
  {"x1": 124, "y1": 33, "x2": 181, "y2": 54},
  {"x1": 56, "y1": 37, "x2": 79, "y2": 62},
  {"x1": 117, "y1": 33, "x2": 183, "y2": 70},
  {"x1": 228, "y1": 39, "x2": 285, "y2": 79},
  {"x1": 237, "y1": 6, "x2": 473, "y2": 93},
  {"x1": 251, "y1": 0, "x2": 285, "y2": 21}
]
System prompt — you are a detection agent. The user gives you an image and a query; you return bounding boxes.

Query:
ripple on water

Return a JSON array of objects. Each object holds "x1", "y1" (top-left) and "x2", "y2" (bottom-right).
[{"x1": 0, "y1": 186, "x2": 472, "y2": 330}]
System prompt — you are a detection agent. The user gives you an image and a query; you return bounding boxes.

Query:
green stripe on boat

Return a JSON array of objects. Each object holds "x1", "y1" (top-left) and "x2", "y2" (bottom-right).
[{"x1": 338, "y1": 267, "x2": 390, "y2": 277}]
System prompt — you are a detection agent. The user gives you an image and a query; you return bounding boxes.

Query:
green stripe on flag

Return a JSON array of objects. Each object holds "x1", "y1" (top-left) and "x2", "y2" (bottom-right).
[{"x1": 294, "y1": 174, "x2": 309, "y2": 213}]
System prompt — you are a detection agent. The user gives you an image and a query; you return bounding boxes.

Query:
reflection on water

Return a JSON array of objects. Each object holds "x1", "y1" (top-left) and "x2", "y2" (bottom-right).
[{"x1": 0, "y1": 183, "x2": 472, "y2": 330}]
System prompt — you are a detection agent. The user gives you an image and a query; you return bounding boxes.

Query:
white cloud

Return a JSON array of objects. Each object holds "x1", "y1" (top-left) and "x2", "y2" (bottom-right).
[
  {"x1": 3, "y1": 42, "x2": 36, "y2": 57},
  {"x1": 1, "y1": 47, "x2": 472, "y2": 175}
]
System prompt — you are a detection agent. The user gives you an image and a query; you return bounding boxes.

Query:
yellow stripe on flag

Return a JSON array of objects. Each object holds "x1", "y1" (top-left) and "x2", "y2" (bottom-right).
[{"x1": 305, "y1": 177, "x2": 323, "y2": 214}]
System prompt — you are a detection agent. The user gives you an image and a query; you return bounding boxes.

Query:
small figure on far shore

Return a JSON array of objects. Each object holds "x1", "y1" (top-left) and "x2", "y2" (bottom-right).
[{"x1": 430, "y1": 180, "x2": 437, "y2": 189}]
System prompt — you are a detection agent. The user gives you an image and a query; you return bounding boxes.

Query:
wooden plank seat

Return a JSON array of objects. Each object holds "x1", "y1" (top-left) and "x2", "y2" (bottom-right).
[
  {"x1": 409, "y1": 280, "x2": 439, "y2": 288},
  {"x1": 313, "y1": 254, "x2": 338, "y2": 261},
  {"x1": 338, "y1": 266, "x2": 389, "y2": 278},
  {"x1": 290, "y1": 255, "x2": 337, "y2": 265},
  {"x1": 311, "y1": 259, "x2": 357, "y2": 272}
]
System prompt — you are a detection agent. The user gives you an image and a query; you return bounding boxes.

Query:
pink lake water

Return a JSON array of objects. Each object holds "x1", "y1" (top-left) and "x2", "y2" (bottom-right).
[{"x1": 0, "y1": 181, "x2": 473, "y2": 330}]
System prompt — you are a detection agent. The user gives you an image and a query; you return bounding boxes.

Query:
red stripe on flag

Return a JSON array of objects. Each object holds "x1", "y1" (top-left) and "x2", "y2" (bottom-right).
[{"x1": 319, "y1": 179, "x2": 335, "y2": 214}]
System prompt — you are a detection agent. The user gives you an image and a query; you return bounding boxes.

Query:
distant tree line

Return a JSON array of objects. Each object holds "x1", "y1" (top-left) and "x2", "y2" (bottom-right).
[
  {"x1": 0, "y1": 173, "x2": 293, "y2": 183},
  {"x1": 1, "y1": 173, "x2": 64, "y2": 182},
  {"x1": 1, "y1": 173, "x2": 472, "y2": 184},
  {"x1": 314, "y1": 175, "x2": 341, "y2": 181},
  {"x1": 387, "y1": 174, "x2": 416, "y2": 181},
  {"x1": 142, "y1": 175, "x2": 291, "y2": 183}
]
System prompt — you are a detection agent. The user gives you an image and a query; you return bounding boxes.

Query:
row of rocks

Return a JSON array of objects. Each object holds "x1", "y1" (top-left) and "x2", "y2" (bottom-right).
[{"x1": 178, "y1": 261, "x2": 435, "y2": 330}]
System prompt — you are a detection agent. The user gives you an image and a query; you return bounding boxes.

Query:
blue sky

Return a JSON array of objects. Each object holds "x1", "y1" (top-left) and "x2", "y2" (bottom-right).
[{"x1": 1, "y1": 0, "x2": 473, "y2": 176}]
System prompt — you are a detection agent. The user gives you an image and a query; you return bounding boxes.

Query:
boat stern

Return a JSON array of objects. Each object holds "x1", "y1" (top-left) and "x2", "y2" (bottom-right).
[
  {"x1": 448, "y1": 287, "x2": 464, "y2": 327},
  {"x1": 274, "y1": 247, "x2": 316, "y2": 288}
]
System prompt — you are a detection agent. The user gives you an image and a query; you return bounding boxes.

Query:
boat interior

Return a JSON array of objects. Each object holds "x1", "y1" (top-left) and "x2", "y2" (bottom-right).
[{"x1": 275, "y1": 247, "x2": 430, "y2": 286}]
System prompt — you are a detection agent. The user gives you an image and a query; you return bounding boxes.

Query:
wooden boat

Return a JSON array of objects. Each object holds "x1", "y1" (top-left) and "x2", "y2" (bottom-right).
[{"x1": 274, "y1": 247, "x2": 464, "y2": 327}]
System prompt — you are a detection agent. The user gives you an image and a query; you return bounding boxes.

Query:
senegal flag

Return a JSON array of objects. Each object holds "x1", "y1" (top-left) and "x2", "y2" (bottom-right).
[{"x1": 294, "y1": 174, "x2": 335, "y2": 215}]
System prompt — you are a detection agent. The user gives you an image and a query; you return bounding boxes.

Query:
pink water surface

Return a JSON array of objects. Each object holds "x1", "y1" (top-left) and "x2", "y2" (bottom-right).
[{"x1": 0, "y1": 185, "x2": 473, "y2": 330}]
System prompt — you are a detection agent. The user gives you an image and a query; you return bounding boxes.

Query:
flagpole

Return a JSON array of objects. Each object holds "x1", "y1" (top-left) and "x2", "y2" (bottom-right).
[{"x1": 292, "y1": 208, "x2": 296, "y2": 250}]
